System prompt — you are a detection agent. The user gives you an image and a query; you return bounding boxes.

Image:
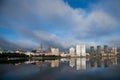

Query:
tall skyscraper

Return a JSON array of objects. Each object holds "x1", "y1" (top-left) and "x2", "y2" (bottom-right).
[
  {"x1": 76, "y1": 44, "x2": 86, "y2": 56},
  {"x1": 76, "y1": 45, "x2": 80, "y2": 56},
  {"x1": 90, "y1": 46, "x2": 94, "y2": 57},
  {"x1": 97, "y1": 45, "x2": 101, "y2": 56},
  {"x1": 104, "y1": 45, "x2": 108, "y2": 53}
]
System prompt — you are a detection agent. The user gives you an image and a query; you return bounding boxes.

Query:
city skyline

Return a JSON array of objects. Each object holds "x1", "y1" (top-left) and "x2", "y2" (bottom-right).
[{"x1": 0, "y1": 0, "x2": 120, "y2": 50}]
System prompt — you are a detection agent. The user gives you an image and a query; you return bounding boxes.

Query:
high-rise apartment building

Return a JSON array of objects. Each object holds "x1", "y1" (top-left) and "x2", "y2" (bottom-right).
[
  {"x1": 76, "y1": 44, "x2": 86, "y2": 56},
  {"x1": 104, "y1": 45, "x2": 108, "y2": 53},
  {"x1": 97, "y1": 45, "x2": 101, "y2": 56},
  {"x1": 90, "y1": 46, "x2": 94, "y2": 57}
]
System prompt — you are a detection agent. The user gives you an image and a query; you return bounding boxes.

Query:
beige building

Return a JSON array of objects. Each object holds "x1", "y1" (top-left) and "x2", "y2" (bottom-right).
[
  {"x1": 69, "y1": 47, "x2": 75, "y2": 57},
  {"x1": 112, "y1": 47, "x2": 117, "y2": 55},
  {"x1": 51, "y1": 48, "x2": 59, "y2": 56},
  {"x1": 101, "y1": 51, "x2": 108, "y2": 57}
]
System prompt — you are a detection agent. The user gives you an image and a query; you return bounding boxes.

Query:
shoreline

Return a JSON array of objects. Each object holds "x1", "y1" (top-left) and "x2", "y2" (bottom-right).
[{"x1": 0, "y1": 56, "x2": 119, "y2": 61}]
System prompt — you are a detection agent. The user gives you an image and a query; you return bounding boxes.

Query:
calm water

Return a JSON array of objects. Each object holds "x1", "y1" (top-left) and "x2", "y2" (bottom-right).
[{"x1": 0, "y1": 57, "x2": 120, "y2": 80}]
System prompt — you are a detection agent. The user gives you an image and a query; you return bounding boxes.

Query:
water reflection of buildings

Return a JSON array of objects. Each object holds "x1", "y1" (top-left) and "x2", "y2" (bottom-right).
[
  {"x1": 51, "y1": 60, "x2": 59, "y2": 68},
  {"x1": 69, "y1": 58, "x2": 75, "y2": 68},
  {"x1": 23, "y1": 57, "x2": 118, "y2": 70},
  {"x1": 87, "y1": 57, "x2": 118, "y2": 69},
  {"x1": 69, "y1": 57, "x2": 118, "y2": 70},
  {"x1": 69, "y1": 58, "x2": 86, "y2": 70},
  {"x1": 76, "y1": 58, "x2": 86, "y2": 70},
  {"x1": 110, "y1": 57, "x2": 117, "y2": 65}
]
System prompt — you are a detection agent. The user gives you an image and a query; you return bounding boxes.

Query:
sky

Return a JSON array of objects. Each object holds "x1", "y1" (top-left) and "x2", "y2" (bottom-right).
[{"x1": 0, "y1": 0, "x2": 120, "y2": 51}]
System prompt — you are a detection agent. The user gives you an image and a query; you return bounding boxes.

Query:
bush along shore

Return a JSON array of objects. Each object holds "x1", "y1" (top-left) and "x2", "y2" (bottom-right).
[
  {"x1": 0, "y1": 52, "x2": 61, "y2": 61},
  {"x1": 0, "y1": 52, "x2": 29, "y2": 61},
  {"x1": 31, "y1": 55, "x2": 60, "y2": 60}
]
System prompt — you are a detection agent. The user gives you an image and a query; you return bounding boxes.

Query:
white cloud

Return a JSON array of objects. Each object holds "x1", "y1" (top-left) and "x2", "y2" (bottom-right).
[
  {"x1": 1, "y1": 0, "x2": 119, "y2": 49},
  {"x1": 30, "y1": 0, "x2": 117, "y2": 38},
  {"x1": 18, "y1": 0, "x2": 119, "y2": 49},
  {"x1": 2, "y1": 0, "x2": 118, "y2": 36},
  {"x1": 86, "y1": 11, "x2": 117, "y2": 29}
]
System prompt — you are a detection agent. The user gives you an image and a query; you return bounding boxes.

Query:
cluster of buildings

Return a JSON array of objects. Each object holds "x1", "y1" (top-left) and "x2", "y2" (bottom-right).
[
  {"x1": 69, "y1": 44, "x2": 86, "y2": 57},
  {"x1": 27, "y1": 44, "x2": 118, "y2": 57},
  {"x1": 24, "y1": 44, "x2": 86, "y2": 57},
  {"x1": 0, "y1": 44, "x2": 118, "y2": 57},
  {"x1": 23, "y1": 57, "x2": 117, "y2": 70},
  {"x1": 90, "y1": 45, "x2": 117, "y2": 57},
  {"x1": 24, "y1": 44, "x2": 60, "y2": 56}
]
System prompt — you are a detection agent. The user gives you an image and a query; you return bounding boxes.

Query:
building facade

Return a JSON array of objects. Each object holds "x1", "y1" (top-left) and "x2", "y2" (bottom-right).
[
  {"x1": 90, "y1": 46, "x2": 94, "y2": 57},
  {"x1": 97, "y1": 45, "x2": 101, "y2": 56},
  {"x1": 76, "y1": 44, "x2": 86, "y2": 57},
  {"x1": 69, "y1": 47, "x2": 75, "y2": 56},
  {"x1": 104, "y1": 45, "x2": 108, "y2": 53},
  {"x1": 51, "y1": 48, "x2": 59, "y2": 56},
  {"x1": 112, "y1": 47, "x2": 117, "y2": 55}
]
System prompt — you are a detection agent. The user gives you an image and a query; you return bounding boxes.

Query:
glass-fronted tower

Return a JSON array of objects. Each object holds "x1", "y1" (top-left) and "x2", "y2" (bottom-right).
[
  {"x1": 97, "y1": 45, "x2": 101, "y2": 56},
  {"x1": 104, "y1": 45, "x2": 108, "y2": 53},
  {"x1": 90, "y1": 46, "x2": 94, "y2": 57}
]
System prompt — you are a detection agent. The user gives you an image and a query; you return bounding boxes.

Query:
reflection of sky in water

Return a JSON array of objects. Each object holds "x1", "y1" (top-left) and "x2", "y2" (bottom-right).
[{"x1": 0, "y1": 58, "x2": 120, "y2": 80}]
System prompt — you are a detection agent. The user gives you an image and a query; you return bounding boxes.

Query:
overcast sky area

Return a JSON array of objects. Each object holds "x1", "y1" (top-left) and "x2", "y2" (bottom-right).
[{"x1": 0, "y1": 0, "x2": 120, "y2": 50}]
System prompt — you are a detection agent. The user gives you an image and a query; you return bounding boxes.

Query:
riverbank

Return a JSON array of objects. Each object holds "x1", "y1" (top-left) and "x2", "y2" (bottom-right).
[{"x1": 0, "y1": 52, "x2": 120, "y2": 61}]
